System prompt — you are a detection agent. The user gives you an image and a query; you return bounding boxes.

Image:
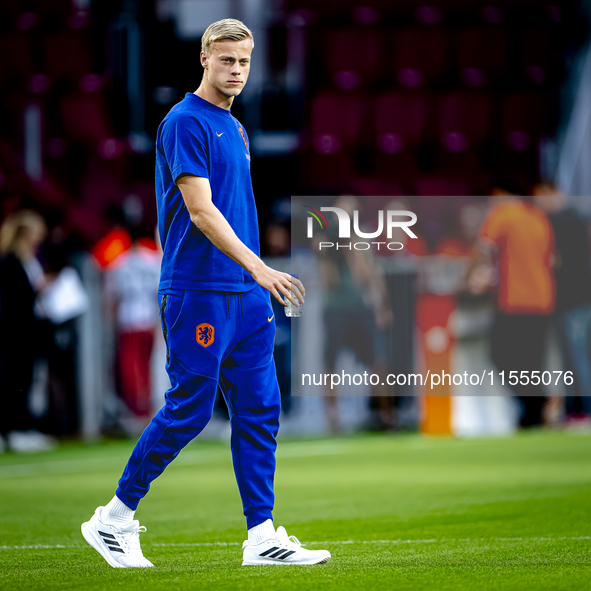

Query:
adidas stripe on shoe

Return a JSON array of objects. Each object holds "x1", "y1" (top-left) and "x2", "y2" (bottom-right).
[
  {"x1": 242, "y1": 526, "x2": 331, "y2": 566},
  {"x1": 81, "y1": 507, "x2": 154, "y2": 568}
]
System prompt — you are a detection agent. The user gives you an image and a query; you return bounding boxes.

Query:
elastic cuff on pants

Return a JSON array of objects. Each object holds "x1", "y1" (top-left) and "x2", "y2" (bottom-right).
[
  {"x1": 246, "y1": 508, "x2": 274, "y2": 530},
  {"x1": 115, "y1": 489, "x2": 140, "y2": 511}
]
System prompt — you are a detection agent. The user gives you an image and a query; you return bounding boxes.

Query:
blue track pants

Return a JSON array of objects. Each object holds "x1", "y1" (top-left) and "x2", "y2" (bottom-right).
[{"x1": 115, "y1": 285, "x2": 281, "y2": 529}]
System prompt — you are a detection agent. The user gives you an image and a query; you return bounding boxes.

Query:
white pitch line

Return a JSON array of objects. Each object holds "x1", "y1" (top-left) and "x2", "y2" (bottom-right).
[{"x1": 1, "y1": 536, "x2": 590, "y2": 551}]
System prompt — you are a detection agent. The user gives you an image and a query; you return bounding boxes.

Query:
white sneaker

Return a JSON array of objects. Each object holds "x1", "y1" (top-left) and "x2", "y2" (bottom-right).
[
  {"x1": 81, "y1": 507, "x2": 154, "y2": 568},
  {"x1": 7, "y1": 430, "x2": 58, "y2": 453},
  {"x1": 242, "y1": 526, "x2": 331, "y2": 566}
]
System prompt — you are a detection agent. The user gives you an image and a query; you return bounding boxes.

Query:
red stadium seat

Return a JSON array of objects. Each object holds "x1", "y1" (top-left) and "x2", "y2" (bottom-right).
[
  {"x1": 45, "y1": 32, "x2": 92, "y2": 79},
  {"x1": 80, "y1": 155, "x2": 127, "y2": 207},
  {"x1": 371, "y1": 91, "x2": 428, "y2": 179},
  {"x1": 414, "y1": 178, "x2": 471, "y2": 196},
  {"x1": 519, "y1": 28, "x2": 560, "y2": 85},
  {"x1": 285, "y1": 0, "x2": 399, "y2": 22},
  {"x1": 0, "y1": 33, "x2": 34, "y2": 83},
  {"x1": 501, "y1": 93, "x2": 546, "y2": 151},
  {"x1": 60, "y1": 93, "x2": 111, "y2": 143},
  {"x1": 437, "y1": 92, "x2": 492, "y2": 151},
  {"x1": 306, "y1": 92, "x2": 367, "y2": 184},
  {"x1": 285, "y1": 0, "x2": 371, "y2": 22},
  {"x1": 457, "y1": 28, "x2": 507, "y2": 87},
  {"x1": 37, "y1": 0, "x2": 74, "y2": 15},
  {"x1": 389, "y1": 28, "x2": 449, "y2": 87},
  {"x1": 310, "y1": 92, "x2": 367, "y2": 149},
  {"x1": 0, "y1": 0, "x2": 21, "y2": 19},
  {"x1": 479, "y1": 4, "x2": 504, "y2": 25},
  {"x1": 348, "y1": 178, "x2": 408, "y2": 198},
  {"x1": 374, "y1": 92, "x2": 430, "y2": 151},
  {"x1": 302, "y1": 149, "x2": 356, "y2": 186},
  {"x1": 324, "y1": 28, "x2": 385, "y2": 89}
]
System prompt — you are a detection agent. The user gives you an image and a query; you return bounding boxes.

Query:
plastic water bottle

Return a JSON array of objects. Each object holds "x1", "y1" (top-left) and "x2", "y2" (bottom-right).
[{"x1": 284, "y1": 274, "x2": 303, "y2": 317}]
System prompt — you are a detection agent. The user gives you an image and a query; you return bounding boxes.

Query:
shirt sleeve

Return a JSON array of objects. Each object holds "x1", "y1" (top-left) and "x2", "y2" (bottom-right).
[
  {"x1": 160, "y1": 113, "x2": 209, "y2": 183},
  {"x1": 479, "y1": 205, "x2": 506, "y2": 245}
]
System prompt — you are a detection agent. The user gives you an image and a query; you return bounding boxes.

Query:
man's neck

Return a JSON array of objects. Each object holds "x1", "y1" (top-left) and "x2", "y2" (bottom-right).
[{"x1": 194, "y1": 83, "x2": 233, "y2": 111}]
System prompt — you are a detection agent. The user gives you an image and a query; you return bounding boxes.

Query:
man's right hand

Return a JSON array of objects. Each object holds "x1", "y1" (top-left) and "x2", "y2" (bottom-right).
[
  {"x1": 467, "y1": 263, "x2": 495, "y2": 295},
  {"x1": 250, "y1": 261, "x2": 305, "y2": 308}
]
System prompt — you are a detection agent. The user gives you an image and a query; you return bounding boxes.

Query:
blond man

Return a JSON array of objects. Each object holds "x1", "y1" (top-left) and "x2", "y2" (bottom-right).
[{"x1": 82, "y1": 19, "x2": 329, "y2": 567}]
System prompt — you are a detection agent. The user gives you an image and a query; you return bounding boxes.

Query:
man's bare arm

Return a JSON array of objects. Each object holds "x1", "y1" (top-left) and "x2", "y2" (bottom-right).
[
  {"x1": 466, "y1": 238, "x2": 496, "y2": 295},
  {"x1": 177, "y1": 175, "x2": 304, "y2": 306}
]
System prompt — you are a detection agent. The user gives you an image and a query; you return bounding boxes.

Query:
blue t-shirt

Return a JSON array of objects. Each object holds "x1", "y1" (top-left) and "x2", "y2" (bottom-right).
[{"x1": 155, "y1": 92, "x2": 259, "y2": 292}]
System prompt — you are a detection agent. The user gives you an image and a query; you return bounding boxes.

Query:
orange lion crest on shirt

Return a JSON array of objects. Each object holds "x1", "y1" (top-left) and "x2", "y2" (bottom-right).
[{"x1": 196, "y1": 323, "x2": 215, "y2": 347}]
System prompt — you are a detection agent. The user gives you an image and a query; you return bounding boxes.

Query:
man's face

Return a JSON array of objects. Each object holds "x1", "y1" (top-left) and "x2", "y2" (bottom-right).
[{"x1": 201, "y1": 39, "x2": 253, "y2": 98}]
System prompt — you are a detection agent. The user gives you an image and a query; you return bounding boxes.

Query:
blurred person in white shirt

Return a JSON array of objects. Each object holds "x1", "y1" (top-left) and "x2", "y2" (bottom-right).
[{"x1": 106, "y1": 225, "x2": 161, "y2": 419}]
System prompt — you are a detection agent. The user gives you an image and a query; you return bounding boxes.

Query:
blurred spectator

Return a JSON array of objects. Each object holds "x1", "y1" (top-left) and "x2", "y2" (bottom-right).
[
  {"x1": 471, "y1": 194, "x2": 556, "y2": 427},
  {"x1": 316, "y1": 196, "x2": 392, "y2": 433},
  {"x1": 0, "y1": 210, "x2": 56, "y2": 452},
  {"x1": 36, "y1": 229, "x2": 88, "y2": 437},
  {"x1": 92, "y1": 205, "x2": 133, "y2": 269},
  {"x1": 264, "y1": 224, "x2": 293, "y2": 414},
  {"x1": 264, "y1": 223, "x2": 290, "y2": 259},
  {"x1": 372, "y1": 198, "x2": 424, "y2": 429},
  {"x1": 106, "y1": 225, "x2": 161, "y2": 421},
  {"x1": 533, "y1": 182, "x2": 591, "y2": 422},
  {"x1": 490, "y1": 177, "x2": 528, "y2": 203}
]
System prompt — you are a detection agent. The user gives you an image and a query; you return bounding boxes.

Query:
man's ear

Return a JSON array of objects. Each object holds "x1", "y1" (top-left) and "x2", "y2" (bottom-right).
[{"x1": 200, "y1": 51, "x2": 207, "y2": 69}]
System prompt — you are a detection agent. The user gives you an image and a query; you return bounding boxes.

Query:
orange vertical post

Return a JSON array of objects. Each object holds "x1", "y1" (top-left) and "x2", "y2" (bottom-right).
[{"x1": 416, "y1": 293, "x2": 456, "y2": 435}]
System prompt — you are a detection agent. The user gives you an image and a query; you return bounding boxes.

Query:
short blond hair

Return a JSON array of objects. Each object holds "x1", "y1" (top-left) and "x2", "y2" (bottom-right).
[{"x1": 201, "y1": 18, "x2": 254, "y2": 54}]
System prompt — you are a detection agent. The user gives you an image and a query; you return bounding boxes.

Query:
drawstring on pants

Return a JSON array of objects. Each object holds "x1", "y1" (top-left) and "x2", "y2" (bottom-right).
[{"x1": 224, "y1": 293, "x2": 243, "y2": 319}]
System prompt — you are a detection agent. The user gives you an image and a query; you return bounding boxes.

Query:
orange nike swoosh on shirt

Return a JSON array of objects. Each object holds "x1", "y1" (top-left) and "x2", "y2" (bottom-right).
[
  {"x1": 216, "y1": 132, "x2": 224, "y2": 137},
  {"x1": 268, "y1": 315, "x2": 275, "y2": 322}
]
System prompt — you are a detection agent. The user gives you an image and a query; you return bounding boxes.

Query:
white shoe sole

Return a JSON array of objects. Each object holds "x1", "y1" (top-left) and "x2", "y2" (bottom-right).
[
  {"x1": 81, "y1": 521, "x2": 125, "y2": 568},
  {"x1": 242, "y1": 554, "x2": 331, "y2": 566}
]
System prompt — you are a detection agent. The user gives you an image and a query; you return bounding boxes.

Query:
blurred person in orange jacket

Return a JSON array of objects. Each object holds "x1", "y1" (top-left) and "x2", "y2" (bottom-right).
[{"x1": 469, "y1": 191, "x2": 556, "y2": 427}]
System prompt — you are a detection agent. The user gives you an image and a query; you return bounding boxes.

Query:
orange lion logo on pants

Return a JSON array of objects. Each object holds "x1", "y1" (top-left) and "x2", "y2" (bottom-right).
[{"x1": 196, "y1": 323, "x2": 215, "y2": 347}]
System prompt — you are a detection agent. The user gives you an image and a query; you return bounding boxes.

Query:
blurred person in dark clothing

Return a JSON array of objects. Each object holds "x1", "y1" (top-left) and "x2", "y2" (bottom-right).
[
  {"x1": 372, "y1": 199, "x2": 425, "y2": 429},
  {"x1": 469, "y1": 194, "x2": 556, "y2": 427},
  {"x1": 533, "y1": 182, "x2": 591, "y2": 420},
  {"x1": 43, "y1": 229, "x2": 86, "y2": 436},
  {"x1": 0, "y1": 211, "x2": 49, "y2": 449},
  {"x1": 264, "y1": 223, "x2": 293, "y2": 414},
  {"x1": 315, "y1": 196, "x2": 392, "y2": 433}
]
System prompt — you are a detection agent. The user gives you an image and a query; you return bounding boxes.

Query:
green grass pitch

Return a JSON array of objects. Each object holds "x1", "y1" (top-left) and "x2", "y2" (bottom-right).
[{"x1": 1, "y1": 430, "x2": 590, "y2": 590}]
